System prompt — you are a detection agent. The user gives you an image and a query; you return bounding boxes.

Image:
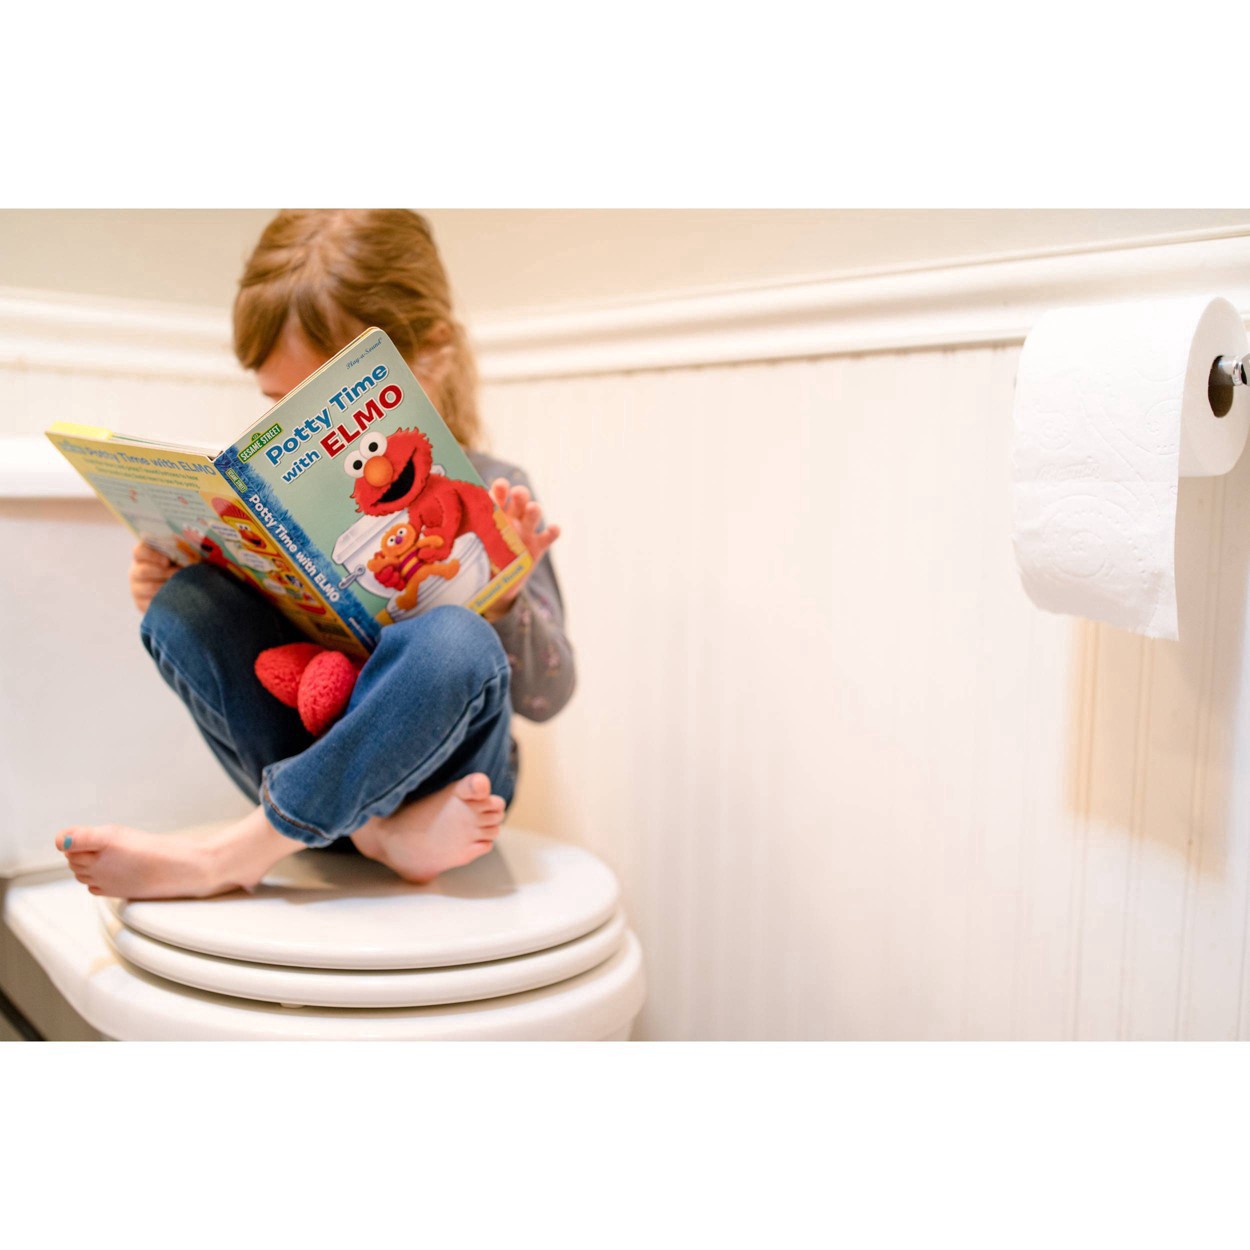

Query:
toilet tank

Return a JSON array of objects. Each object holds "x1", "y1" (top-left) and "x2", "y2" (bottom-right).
[{"x1": 0, "y1": 494, "x2": 251, "y2": 877}]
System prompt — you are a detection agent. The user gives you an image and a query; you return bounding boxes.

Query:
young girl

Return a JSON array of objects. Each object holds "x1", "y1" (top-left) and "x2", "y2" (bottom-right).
[{"x1": 54, "y1": 210, "x2": 575, "y2": 899}]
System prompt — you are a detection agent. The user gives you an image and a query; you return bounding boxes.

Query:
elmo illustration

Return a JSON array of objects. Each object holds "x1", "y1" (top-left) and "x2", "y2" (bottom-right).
[
  {"x1": 212, "y1": 497, "x2": 277, "y2": 555},
  {"x1": 346, "y1": 428, "x2": 517, "y2": 572},
  {"x1": 178, "y1": 528, "x2": 231, "y2": 571},
  {"x1": 208, "y1": 497, "x2": 327, "y2": 616}
]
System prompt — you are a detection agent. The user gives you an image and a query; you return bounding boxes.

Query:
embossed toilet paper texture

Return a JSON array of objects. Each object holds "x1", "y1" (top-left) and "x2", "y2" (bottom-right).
[{"x1": 1011, "y1": 298, "x2": 1210, "y2": 641}]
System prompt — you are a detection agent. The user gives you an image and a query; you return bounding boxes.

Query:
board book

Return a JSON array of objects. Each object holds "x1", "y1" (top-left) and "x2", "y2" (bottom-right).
[{"x1": 46, "y1": 327, "x2": 532, "y2": 659}]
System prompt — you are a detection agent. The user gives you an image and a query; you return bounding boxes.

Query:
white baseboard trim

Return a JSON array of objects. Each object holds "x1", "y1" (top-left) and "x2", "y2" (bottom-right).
[{"x1": 5, "y1": 226, "x2": 1250, "y2": 496}]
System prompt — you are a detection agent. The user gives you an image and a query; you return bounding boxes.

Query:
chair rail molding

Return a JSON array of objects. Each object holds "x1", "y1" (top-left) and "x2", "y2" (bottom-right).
[
  {"x1": 471, "y1": 228, "x2": 1250, "y2": 380},
  {"x1": 0, "y1": 286, "x2": 241, "y2": 382},
  {"x1": 3, "y1": 226, "x2": 1250, "y2": 497}
]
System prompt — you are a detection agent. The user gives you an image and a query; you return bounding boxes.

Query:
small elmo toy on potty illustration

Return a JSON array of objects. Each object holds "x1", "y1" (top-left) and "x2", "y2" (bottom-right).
[{"x1": 367, "y1": 521, "x2": 460, "y2": 612}]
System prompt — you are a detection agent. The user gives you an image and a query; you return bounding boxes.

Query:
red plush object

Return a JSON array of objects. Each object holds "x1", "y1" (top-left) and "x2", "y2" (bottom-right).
[
  {"x1": 297, "y1": 650, "x2": 362, "y2": 735},
  {"x1": 254, "y1": 643, "x2": 323, "y2": 708},
  {"x1": 254, "y1": 642, "x2": 362, "y2": 736}
]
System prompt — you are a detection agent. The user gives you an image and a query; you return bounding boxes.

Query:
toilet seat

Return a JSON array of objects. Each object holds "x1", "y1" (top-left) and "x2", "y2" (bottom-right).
[
  {"x1": 106, "y1": 829, "x2": 621, "y2": 969},
  {"x1": 1, "y1": 827, "x2": 645, "y2": 1039},
  {"x1": 101, "y1": 906, "x2": 629, "y2": 1009}
]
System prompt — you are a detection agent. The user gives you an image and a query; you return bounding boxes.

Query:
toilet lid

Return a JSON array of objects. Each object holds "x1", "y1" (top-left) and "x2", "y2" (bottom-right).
[{"x1": 107, "y1": 829, "x2": 620, "y2": 970}]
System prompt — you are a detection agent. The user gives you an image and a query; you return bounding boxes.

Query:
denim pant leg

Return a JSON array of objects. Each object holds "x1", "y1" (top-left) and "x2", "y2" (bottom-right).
[
  {"x1": 260, "y1": 605, "x2": 515, "y2": 848},
  {"x1": 140, "y1": 563, "x2": 314, "y2": 802}
]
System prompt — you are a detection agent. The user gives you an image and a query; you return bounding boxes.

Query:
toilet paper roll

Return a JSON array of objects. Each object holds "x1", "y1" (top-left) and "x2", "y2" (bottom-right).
[{"x1": 1012, "y1": 295, "x2": 1249, "y2": 640}]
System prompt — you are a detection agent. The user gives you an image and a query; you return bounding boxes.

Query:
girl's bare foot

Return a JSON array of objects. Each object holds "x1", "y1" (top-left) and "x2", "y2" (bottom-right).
[
  {"x1": 55, "y1": 807, "x2": 301, "y2": 900},
  {"x1": 351, "y1": 773, "x2": 506, "y2": 884}
]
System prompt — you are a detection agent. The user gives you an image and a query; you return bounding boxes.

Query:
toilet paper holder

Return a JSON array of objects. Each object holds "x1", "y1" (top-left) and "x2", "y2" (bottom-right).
[{"x1": 1209, "y1": 353, "x2": 1250, "y2": 417}]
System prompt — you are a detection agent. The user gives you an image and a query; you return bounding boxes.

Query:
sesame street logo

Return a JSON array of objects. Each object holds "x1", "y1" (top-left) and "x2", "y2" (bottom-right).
[{"x1": 239, "y1": 424, "x2": 282, "y2": 463}]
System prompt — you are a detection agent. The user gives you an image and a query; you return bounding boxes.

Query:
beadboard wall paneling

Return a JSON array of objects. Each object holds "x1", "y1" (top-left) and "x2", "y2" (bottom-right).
[{"x1": 484, "y1": 344, "x2": 1250, "y2": 1041}]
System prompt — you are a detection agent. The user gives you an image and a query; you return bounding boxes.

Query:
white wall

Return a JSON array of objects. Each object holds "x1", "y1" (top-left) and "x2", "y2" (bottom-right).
[
  {"x1": 5, "y1": 219, "x2": 1250, "y2": 1039},
  {"x1": 3, "y1": 208, "x2": 1249, "y2": 316},
  {"x1": 0, "y1": 365, "x2": 262, "y2": 876}
]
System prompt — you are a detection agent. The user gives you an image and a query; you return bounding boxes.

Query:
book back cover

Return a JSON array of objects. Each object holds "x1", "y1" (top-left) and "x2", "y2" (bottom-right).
[{"x1": 46, "y1": 424, "x2": 372, "y2": 656}]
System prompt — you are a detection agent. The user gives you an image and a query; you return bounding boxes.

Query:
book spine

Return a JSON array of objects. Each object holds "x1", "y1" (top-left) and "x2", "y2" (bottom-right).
[{"x1": 213, "y1": 448, "x2": 382, "y2": 652}]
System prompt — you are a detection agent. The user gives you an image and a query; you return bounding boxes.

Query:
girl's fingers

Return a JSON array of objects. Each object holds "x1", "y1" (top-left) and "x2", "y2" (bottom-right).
[
  {"x1": 505, "y1": 485, "x2": 531, "y2": 523},
  {"x1": 520, "y1": 518, "x2": 543, "y2": 547},
  {"x1": 488, "y1": 482, "x2": 559, "y2": 559},
  {"x1": 133, "y1": 542, "x2": 173, "y2": 567},
  {"x1": 492, "y1": 479, "x2": 529, "y2": 528},
  {"x1": 521, "y1": 527, "x2": 559, "y2": 567},
  {"x1": 533, "y1": 528, "x2": 560, "y2": 558}
]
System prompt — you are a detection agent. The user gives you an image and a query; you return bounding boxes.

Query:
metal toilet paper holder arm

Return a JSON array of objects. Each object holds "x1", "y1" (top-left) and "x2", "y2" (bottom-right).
[{"x1": 1209, "y1": 353, "x2": 1250, "y2": 417}]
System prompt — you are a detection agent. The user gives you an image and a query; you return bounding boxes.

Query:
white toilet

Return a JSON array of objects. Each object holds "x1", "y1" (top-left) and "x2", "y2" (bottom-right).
[{"x1": 0, "y1": 827, "x2": 646, "y2": 1041}]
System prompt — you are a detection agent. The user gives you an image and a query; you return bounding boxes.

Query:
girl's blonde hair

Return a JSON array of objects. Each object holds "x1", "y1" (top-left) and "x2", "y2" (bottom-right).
[{"x1": 232, "y1": 209, "x2": 482, "y2": 448}]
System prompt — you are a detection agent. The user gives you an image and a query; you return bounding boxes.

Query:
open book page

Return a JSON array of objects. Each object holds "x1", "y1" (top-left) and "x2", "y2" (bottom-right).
[
  {"x1": 48, "y1": 423, "x2": 230, "y2": 564},
  {"x1": 46, "y1": 422, "x2": 369, "y2": 657}
]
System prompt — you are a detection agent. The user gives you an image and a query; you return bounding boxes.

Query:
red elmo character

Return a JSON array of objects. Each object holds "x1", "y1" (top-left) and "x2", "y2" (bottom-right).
[
  {"x1": 196, "y1": 534, "x2": 232, "y2": 569},
  {"x1": 347, "y1": 427, "x2": 517, "y2": 573}
]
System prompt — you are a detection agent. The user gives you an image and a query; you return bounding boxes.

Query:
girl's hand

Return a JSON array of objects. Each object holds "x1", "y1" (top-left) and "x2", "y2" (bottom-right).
[
  {"x1": 129, "y1": 541, "x2": 177, "y2": 614},
  {"x1": 482, "y1": 478, "x2": 561, "y2": 622}
]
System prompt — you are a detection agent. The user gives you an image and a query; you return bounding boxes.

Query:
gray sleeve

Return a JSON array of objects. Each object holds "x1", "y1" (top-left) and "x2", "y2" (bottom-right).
[{"x1": 474, "y1": 458, "x2": 576, "y2": 723}]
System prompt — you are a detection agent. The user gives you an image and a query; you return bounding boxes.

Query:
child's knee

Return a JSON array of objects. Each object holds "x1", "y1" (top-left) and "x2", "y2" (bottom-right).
[
  {"x1": 140, "y1": 564, "x2": 246, "y2": 660},
  {"x1": 383, "y1": 606, "x2": 510, "y2": 693}
]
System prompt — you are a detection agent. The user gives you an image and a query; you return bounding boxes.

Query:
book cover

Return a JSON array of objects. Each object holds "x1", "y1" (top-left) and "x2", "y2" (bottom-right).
[
  {"x1": 214, "y1": 328, "x2": 532, "y2": 652},
  {"x1": 46, "y1": 328, "x2": 532, "y2": 658}
]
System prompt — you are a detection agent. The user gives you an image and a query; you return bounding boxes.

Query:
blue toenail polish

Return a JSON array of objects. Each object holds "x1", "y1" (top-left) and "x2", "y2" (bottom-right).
[{"x1": 63, "y1": 836, "x2": 72, "y2": 850}]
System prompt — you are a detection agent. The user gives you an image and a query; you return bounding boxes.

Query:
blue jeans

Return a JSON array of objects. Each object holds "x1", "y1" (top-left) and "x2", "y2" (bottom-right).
[{"x1": 140, "y1": 563, "x2": 515, "y2": 849}]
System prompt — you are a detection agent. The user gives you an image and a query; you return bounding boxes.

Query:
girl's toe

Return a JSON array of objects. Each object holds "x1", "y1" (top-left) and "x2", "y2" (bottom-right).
[
  {"x1": 58, "y1": 827, "x2": 109, "y2": 854},
  {"x1": 455, "y1": 774, "x2": 490, "y2": 802}
]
